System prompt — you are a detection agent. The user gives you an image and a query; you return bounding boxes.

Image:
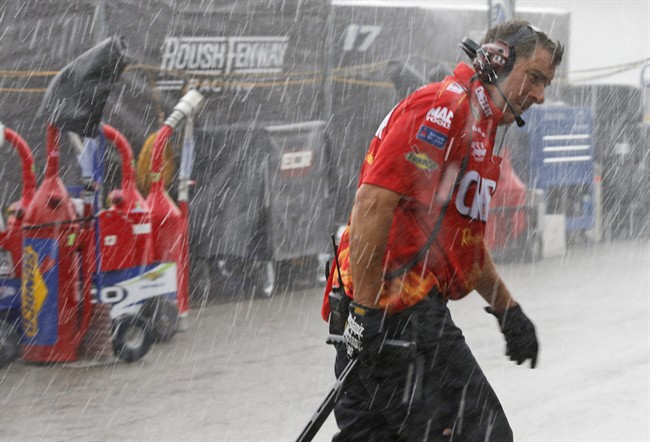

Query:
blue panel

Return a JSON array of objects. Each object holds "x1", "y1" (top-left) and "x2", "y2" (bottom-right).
[{"x1": 526, "y1": 106, "x2": 594, "y2": 189}]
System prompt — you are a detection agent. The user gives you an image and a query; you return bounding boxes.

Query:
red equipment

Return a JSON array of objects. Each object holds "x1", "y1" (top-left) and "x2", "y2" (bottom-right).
[
  {"x1": 147, "y1": 90, "x2": 204, "y2": 317},
  {"x1": 20, "y1": 125, "x2": 93, "y2": 362},
  {"x1": 0, "y1": 124, "x2": 37, "y2": 368},
  {"x1": 98, "y1": 124, "x2": 154, "y2": 272},
  {"x1": 0, "y1": 125, "x2": 36, "y2": 279},
  {"x1": 485, "y1": 149, "x2": 528, "y2": 256}
]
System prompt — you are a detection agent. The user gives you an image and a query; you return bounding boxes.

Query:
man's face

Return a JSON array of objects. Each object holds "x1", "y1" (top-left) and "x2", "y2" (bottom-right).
[{"x1": 492, "y1": 46, "x2": 556, "y2": 125}]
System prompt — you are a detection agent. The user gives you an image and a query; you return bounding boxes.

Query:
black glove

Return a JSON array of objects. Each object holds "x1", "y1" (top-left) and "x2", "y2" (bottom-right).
[
  {"x1": 485, "y1": 304, "x2": 539, "y2": 368},
  {"x1": 343, "y1": 301, "x2": 385, "y2": 360}
]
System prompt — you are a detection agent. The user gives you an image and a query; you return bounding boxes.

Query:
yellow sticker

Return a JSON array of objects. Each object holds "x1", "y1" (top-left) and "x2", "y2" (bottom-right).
[
  {"x1": 21, "y1": 246, "x2": 48, "y2": 337},
  {"x1": 405, "y1": 151, "x2": 438, "y2": 172}
]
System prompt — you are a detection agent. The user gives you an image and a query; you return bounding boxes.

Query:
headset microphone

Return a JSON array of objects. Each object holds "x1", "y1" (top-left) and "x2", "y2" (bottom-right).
[
  {"x1": 494, "y1": 84, "x2": 526, "y2": 127},
  {"x1": 459, "y1": 37, "x2": 526, "y2": 127}
]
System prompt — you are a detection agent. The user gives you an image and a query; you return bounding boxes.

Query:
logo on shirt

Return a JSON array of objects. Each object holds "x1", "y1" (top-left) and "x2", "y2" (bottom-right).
[
  {"x1": 471, "y1": 141, "x2": 487, "y2": 162},
  {"x1": 460, "y1": 228, "x2": 482, "y2": 247},
  {"x1": 475, "y1": 86, "x2": 493, "y2": 117},
  {"x1": 455, "y1": 170, "x2": 497, "y2": 222},
  {"x1": 416, "y1": 125, "x2": 447, "y2": 149},
  {"x1": 425, "y1": 106, "x2": 454, "y2": 129},
  {"x1": 446, "y1": 82, "x2": 465, "y2": 94},
  {"x1": 405, "y1": 146, "x2": 439, "y2": 175}
]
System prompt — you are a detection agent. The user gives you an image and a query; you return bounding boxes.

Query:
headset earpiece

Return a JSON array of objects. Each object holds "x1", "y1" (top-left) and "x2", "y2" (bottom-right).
[
  {"x1": 459, "y1": 37, "x2": 510, "y2": 84},
  {"x1": 473, "y1": 40, "x2": 510, "y2": 84}
]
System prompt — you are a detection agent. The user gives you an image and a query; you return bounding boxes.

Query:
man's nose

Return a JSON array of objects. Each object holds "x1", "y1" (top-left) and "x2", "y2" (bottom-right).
[{"x1": 531, "y1": 83, "x2": 545, "y2": 104}]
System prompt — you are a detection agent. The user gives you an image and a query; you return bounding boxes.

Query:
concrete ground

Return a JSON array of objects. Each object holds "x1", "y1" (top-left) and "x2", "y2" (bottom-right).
[{"x1": 1, "y1": 239, "x2": 648, "y2": 441}]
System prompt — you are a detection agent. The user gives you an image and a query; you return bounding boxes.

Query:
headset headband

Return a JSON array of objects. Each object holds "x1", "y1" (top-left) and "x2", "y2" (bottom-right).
[
  {"x1": 499, "y1": 24, "x2": 541, "y2": 75},
  {"x1": 500, "y1": 24, "x2": 540, "y2": 47}
]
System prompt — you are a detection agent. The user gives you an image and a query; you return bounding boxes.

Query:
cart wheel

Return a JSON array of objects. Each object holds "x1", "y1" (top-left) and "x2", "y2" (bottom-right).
[
  {"x1": 112, "y1": 315, "x2": 153, "y2": 362},
  {"x1": 0, "y1": 320, "x2": 20, "y2": 368},
  {"x1": 141, "y1": 297, "x2": 178, "y2": 343},
  {"x1": 251, "y1": 260, "x2": 276, "y2": 298}
]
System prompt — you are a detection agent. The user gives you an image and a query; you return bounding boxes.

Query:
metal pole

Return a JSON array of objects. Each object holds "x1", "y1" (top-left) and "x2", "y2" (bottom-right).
[
  {"x1": 94, "y1": 0, "x2": 107, "y2": 42},
  {"x1": 487, "y1": 0, "x2": 493, "y2": 30},
  {"x1": 322, "y1": 3, "x2": 335, "y2": 125},
  {"x1": 641, "y1": 62, "x2": 650, "y2": 123},
  {"x1": 508, "y1": 0, "x2": 516, "y2": 18}
]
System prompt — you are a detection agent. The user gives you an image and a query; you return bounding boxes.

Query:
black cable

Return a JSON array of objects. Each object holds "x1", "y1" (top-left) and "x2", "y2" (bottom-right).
[{"x1": 494, "y1": 82, "x2": 525, "y2": 127}]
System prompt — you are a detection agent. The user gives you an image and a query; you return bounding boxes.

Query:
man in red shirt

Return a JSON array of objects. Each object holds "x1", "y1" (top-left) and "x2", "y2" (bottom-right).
[{"x1": 322, "y1": 19, "x2": 563, "y2": 440}]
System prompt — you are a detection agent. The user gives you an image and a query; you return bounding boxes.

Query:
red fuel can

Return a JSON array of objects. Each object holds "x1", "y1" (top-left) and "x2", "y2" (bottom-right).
[
  {"x1": 20, "y1": 126, "x2": 92, "y2": 363},
  {"x1": 99, "y1": 124, "x2": 154, "y2": 272}
]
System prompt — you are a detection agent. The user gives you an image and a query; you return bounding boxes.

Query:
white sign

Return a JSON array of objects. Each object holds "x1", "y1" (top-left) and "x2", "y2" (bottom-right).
[
  {"x1": 157, "y1": 36, "x2": 289, "y2": 92},
  {"x1": 280, "y1": 151, "x2": 313, "y2": 171},
  {"x1": 103, "y1": 263, "x2": 178, "y2": 319}
]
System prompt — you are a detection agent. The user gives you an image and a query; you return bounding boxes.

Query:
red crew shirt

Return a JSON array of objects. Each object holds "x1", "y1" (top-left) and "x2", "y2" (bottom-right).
[{"x1": 323, "y1": 63, "x2": 505, "y2": 319}]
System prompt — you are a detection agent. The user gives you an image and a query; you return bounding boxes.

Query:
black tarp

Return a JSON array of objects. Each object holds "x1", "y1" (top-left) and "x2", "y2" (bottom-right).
[
  {"x1": 265, "y1": 121, "x2": 330, "y2": 260},
  {"x1": 38, "y1": 36, "x2": 129, "y2": 137},
  {"x1": 191, "y1": 120, "x2": 330, "y2": 261}
]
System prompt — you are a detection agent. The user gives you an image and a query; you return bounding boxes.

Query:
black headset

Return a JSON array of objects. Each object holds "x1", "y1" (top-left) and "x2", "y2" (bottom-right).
[{"x1": 459, "y1": 24, "x2": 541, "y2": 127}]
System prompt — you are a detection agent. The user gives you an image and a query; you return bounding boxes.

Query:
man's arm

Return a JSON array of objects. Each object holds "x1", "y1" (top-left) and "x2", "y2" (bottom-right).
[
  {"x1": 474, "y1": 243, "x2": 517, "y2": 312},
  {"x1": 476, "y1": 241, "x2": 539, "y2": 368},
  {"x1": 348, "y1": 183, "x2": 401, "y2": 308}
]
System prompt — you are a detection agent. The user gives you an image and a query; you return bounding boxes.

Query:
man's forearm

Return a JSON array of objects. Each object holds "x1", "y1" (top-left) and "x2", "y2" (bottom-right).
[
  {"x1": 349, "y1": 185, "x2": 400, "y2": 307},
  {"x1": 475, "y1": 245, "x2": 517, "y2": 312}
]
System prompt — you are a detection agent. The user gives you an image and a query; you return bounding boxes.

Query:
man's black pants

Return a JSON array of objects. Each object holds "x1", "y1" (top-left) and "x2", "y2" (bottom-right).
[{"x1": 332, "y1": 295, "x2": 514, "y2": 441}]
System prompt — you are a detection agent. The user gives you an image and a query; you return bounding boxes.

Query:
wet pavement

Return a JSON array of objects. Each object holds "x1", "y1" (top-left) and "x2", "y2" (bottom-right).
[{"x1": 1, "y1": 239, "x2": 649, "y2": 441}]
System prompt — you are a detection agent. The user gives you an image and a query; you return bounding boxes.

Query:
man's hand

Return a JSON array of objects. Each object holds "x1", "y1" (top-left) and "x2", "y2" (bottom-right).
[
  {"x1": 343, "y1": 302, "x2": 384, "y2": 360},
  {"x1": 485, "y1": 304, "x2": 539, "y2": 368}
]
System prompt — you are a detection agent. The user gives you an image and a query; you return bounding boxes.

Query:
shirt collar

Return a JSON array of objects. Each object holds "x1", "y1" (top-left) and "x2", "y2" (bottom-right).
[{"x1": 452, "y1": 63, "x2": 504, "y2": 121}]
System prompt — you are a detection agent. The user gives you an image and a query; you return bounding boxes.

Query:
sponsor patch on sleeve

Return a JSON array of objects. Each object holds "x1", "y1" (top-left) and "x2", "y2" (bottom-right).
[
  {"x1": 446, "y1": 82, "x2": 465, "y2": 94},
  {"x1": 405, "y1": 149, "x2": 439, "y2": 174},
  {"x1": 416, "y1": 125, "x2": 448, "y2": 149}
]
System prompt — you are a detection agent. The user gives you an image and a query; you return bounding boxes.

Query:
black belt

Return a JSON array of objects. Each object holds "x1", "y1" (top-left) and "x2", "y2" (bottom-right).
[{"x1": 428, "y1": 288, "x2": 447, "y2": 304}]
